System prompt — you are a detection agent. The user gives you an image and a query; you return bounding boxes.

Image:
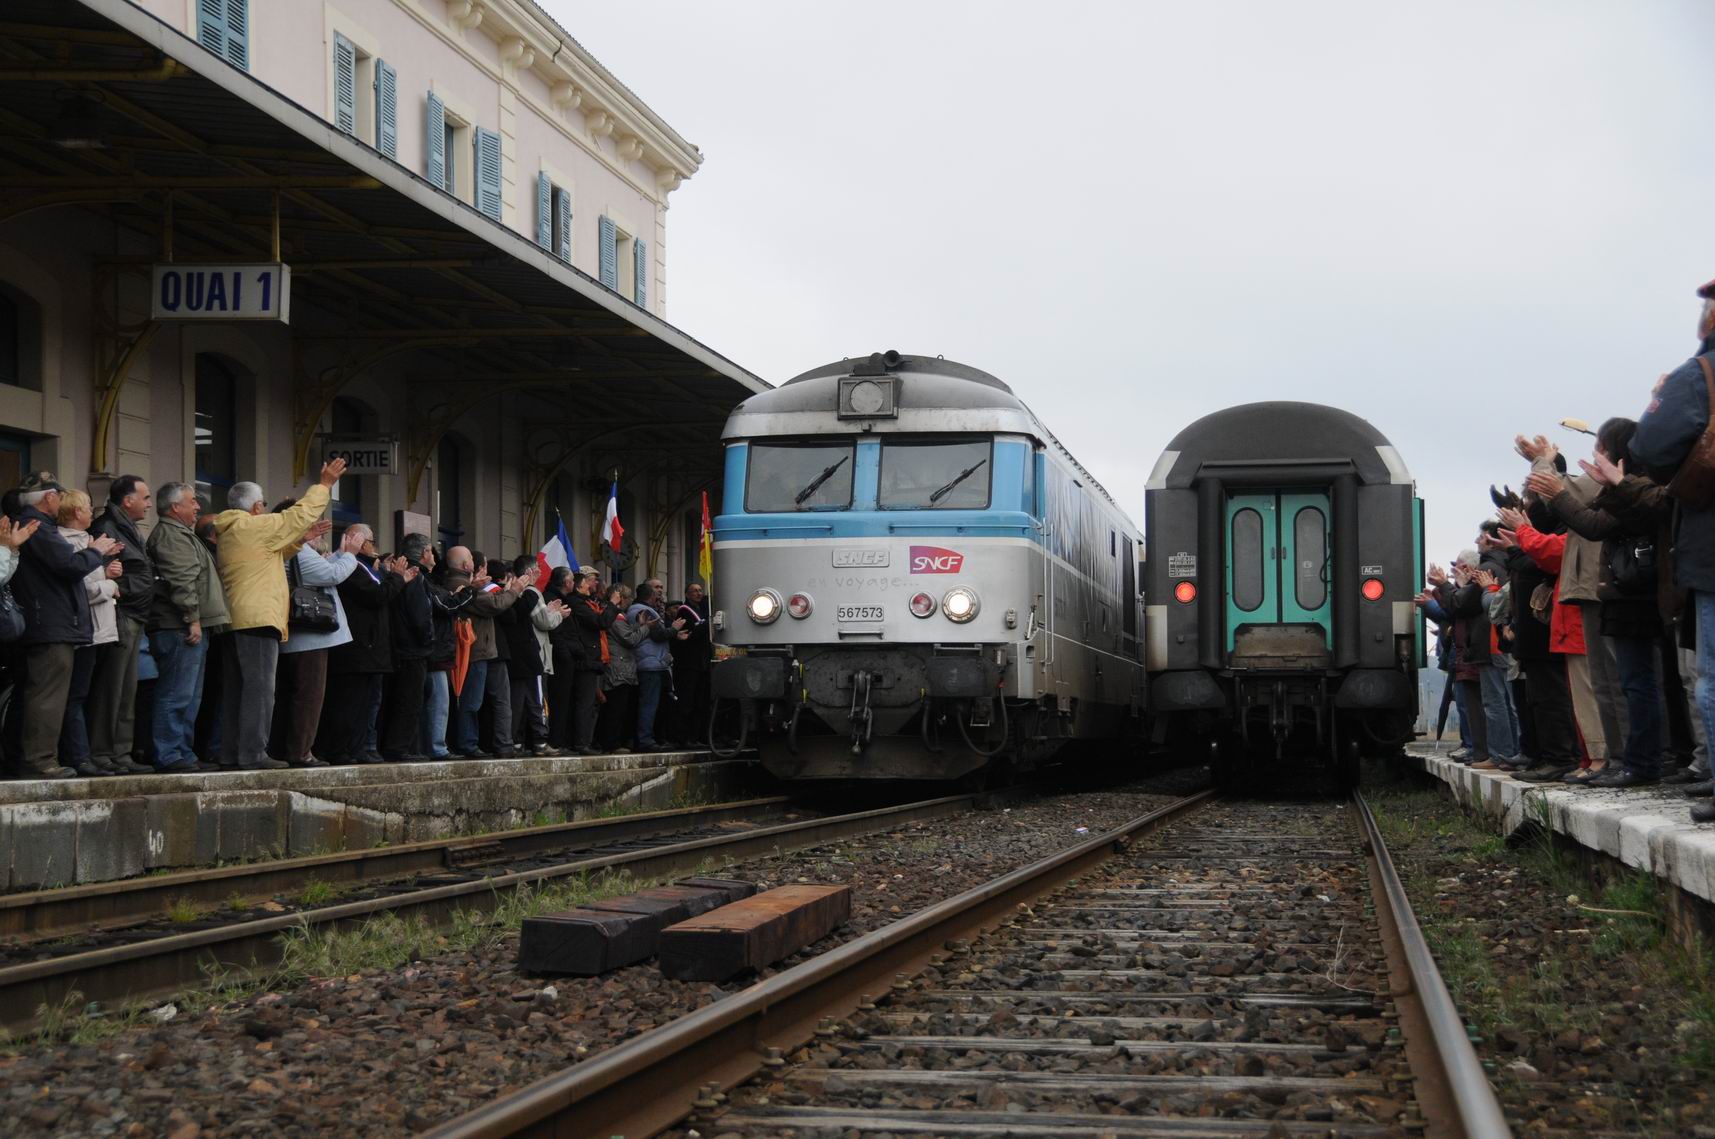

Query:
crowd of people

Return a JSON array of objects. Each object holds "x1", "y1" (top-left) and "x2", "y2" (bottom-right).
[
  {"x1": 1420, "y1": 277, "x2": 1715, "y2": 823},
  {"x1": 0, "y1": 455, "x2": 713, "y2": 779}
]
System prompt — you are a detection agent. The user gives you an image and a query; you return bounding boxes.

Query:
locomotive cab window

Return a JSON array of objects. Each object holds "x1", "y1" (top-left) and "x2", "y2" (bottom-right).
[
  {"x1": 745, "y1": 441, "x2": 855, "y2": 512},
  {"x1": 878, "y1": 438, "x2": 991, "y2": 510}
]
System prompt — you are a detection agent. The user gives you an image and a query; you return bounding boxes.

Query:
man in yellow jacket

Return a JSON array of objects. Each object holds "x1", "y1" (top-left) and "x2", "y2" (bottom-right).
[{"x1": 214, "y1": 457, "x2": 346, "y2": 770}]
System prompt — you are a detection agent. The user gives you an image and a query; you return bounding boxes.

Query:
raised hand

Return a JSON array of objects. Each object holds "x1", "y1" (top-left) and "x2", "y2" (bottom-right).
[
  {"x1": 319, "y1": 456, "x2": 348, "y2": 488},
  {"x1": 1523, "y1": 470, "x2": 1564, "y2": 499},
  {"x1": 1497, "y1": 506, "x2": 1529, "y2": 533},
  {"x1": 401, "y1": 565, "x2": 421, "y2": 584},
  {"x1": 302, "y1": 518, "x2": 333, "y2": 545},
  {"x1": 1579, "y1": 451, "x2": 1625, "y2": 487},
  {"x1": 508, "y1": 574, "x2": 529, "y2": 594},
  {"x1": 1426, "y1": 563, "x2": 1448, "y2": 586},
  {"x1": 90, "y1": 533, "x2": 120, "y2": 557},
  {"x1": 1473, "y1": 568, "x2": 1496, "y2": 589},
  {"x1": 0, "y1": 516, "x2": 37, "y2": 551}
]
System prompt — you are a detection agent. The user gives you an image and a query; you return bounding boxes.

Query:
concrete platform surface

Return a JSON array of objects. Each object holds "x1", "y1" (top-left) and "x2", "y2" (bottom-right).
[
  {"x1": 0, "y1": 750, "x2": 758, "y2": 892},
  {"x1": 1407, "y1": 742, "x2": 1715, "y2": 909}
]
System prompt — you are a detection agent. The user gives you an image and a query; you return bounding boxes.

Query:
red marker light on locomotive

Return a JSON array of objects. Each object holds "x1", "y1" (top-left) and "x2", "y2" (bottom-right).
[
  {"x1": 1361, "y1": 578, "x2": 1385, "y2": 601},
  {"x1": 909, "y1": 591, "x2": 936, "y2": 618},
  {"x1": 1173, "y1": 581, "x2": 1197, "y2": 603},
  {"x1": 787, "y1": 592, "x2": 813, "y2": 619}
]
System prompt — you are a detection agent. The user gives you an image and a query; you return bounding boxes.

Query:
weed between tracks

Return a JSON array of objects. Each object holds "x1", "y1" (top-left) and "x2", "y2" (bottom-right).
[
  {"x1": 1365, "y1": 769, "x2": 1715, "y2": 1133},
  {"x1": 3, "y1": 859, "x2": 719, "y2": 1052}
]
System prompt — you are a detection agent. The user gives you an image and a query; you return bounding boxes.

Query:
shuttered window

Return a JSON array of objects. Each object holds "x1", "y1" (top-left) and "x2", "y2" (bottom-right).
[
  {"x1": 197, "y1": 0, "x2": 249, "y2": 70},
  {"x1": 474, "y1": 127, "x2": 501, "y2": 221},
  {"x1": 555, "y1": 185, "x2": 572, "y2": 262},
  {"x1": 375, "y1": 60, "x2": 397, "y2": 158},
  {"x1": 633, "y1": 239, "x2": 647, "y2": 308},
  {"x1": 332, "y1": 34, "x2": 357, "y2": 135},
  {"x1": 598, "y1": 216, "x2": 618, "y2": 289},
  {"x1": 535, "y1": 172, "x2": 553, "y2": 250},
  {"x1": 426, "y1": 90, "x2": 445, "y2": 191}
]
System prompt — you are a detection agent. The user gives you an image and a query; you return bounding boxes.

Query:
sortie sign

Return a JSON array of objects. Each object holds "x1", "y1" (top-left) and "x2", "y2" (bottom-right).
[
  {"x1": 320, "y1": 436, "x2": 398, "y2": 476},
  {"x1": 151, "y1": 263, "x2": 291, "y2": 322}
]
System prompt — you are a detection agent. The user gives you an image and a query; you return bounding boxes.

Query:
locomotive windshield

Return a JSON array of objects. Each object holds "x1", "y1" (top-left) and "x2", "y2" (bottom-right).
[
  {"x1": 745, "y1": 441, "x2": 855, "y2": 512},
  {"x1": 879, "y1": 438, "x2": 992, "y2": 510}
]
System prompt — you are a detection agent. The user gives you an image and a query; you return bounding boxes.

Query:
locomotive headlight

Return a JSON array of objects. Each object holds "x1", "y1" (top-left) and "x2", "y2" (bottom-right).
[
  {"x1": 747, "y1": 588, "x2": 783, "y2": 624},
  {"x1": 787, "y1": 592, "x2": 814, "y2": 619},
  {"x1": 941, "y1": 587, "x2": 980, "y2": 623}
]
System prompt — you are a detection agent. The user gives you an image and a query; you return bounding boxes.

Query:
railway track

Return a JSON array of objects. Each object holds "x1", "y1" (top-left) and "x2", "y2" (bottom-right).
[
  {"x1": 423, "y1": 790, "x2": 1511, "y2": 1139},
  {"x1": 0, "y1": 792, "x2": 988, "y2": 1033}
]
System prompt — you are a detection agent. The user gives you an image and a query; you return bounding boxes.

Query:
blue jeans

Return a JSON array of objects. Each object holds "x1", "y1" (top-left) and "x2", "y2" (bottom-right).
[
  {"x1": 1451, "y1": 679, "x2": 1473, "y2": 749},
  {"x1": 637, "y1": 670, "x2": 666, "y2": 748},
  {"x1": 150, "y1": 629, "x2": 207, "y2": 769},
  {"x1": 1476, "y1": 663, "x2": 1518, "y2": 761},
  {"x1": 456, "y1": 659, "x2": 489, "y2": 754},
  {"x1": 422, "y1": 669, "x2": 450, "y2": 758},
  {"x1": 58, "y1": 646, "x2": 97, "y2": 766},
  {"x1": 1612, "y1": 634, "x2": 1665, "y2": 777}
]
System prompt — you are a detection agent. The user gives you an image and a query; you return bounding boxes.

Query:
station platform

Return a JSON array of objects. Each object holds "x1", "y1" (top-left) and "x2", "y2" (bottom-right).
[
  {"x1": 1407, "y1": 741, "x2": 1715, "y2": 937},
  {"x1": 0, "y1": 750, "x2": 756, "y2": 892}
]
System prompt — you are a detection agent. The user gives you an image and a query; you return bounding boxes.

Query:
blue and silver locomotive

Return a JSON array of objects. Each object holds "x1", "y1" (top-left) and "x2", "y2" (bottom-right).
[
  {"x1": 708, "y1": 351, "x2": 1146, "y2": 782},
  {"x1": 1143, "y1": 402, "x2": 1424, "y2": 785}
]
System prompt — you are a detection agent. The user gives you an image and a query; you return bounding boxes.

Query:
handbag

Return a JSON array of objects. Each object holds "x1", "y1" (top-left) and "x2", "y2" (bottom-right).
[
  {"x1": 286, "y1": 556, "x2": 339, "y2": 634},
  {"x1": 0, "y1": 585, "x2": 24, "y2": 642},
  {"x1": 1665, "y1": 355, "x2": 1715, "y2": 509}
]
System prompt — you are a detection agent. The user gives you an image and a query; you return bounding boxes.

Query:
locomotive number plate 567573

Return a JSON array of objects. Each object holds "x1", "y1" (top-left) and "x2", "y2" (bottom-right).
[{"x1": 836, "y1": 605, "x2": 884, "y2": 622}]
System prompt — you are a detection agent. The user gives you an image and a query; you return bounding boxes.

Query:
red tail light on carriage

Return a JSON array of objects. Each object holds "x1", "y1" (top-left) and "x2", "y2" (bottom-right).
[
  {"x1": 1173, "y1": 581, "x2": 1196, "y2": 603},
  {"x1": 1361, "y1": 578, "x2": 1385, "y2": 601}
]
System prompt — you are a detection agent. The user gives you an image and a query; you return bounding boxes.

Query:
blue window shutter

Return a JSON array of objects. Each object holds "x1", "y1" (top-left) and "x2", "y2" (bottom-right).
[
  {"x1": 633, "y1": 238, "x2": 647, "y2": 307},
  {"x1": 376, "y1": 60, "x2": 398, "y2": 158},
  {"x1": 598, "y1": 216, "x2": 617, "y2": 289},
  {"x1": 223, "y1": 0, "x2": 248, "y2": 69},
  {"x1": 535, "y1": 172, "x2": 552, "y2": 249},
  {"x1": 425, "y1": 91, "x2": 445, "y2": 191},
  {"x1": 474, "y1": 127, "x2": 502, "y2": 220},
  {"x1": 555, "y1": 188, "x2": 572, "y2": 262},
  {"x1": 196, "y1": 0, "x2": 227, "y2": 57},
  {"x1": 332, "y1": 34, "x2": 356, "y2": 136}
]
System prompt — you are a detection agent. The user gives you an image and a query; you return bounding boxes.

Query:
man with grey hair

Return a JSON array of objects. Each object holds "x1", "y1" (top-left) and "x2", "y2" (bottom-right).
[
  {"x1": 212, "y1": 458, "x2": 346, "y2": 770},
  {"x1": 87, "y1": 475, "x2": 154, "y2": 775},
  {"x1": 146, "y1": 481, "x2": 229, "y2": 772}
]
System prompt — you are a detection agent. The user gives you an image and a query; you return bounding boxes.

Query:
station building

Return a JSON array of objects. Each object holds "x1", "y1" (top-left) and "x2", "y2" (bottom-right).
[{"x1": 0, "y1": 0, "x2": 763, "y2": 591}]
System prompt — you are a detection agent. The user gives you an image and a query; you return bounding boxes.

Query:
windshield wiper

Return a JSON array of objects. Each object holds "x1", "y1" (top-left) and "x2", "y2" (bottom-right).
[
  {"x1": 793, "y1": 455, "x2": 850, "y2": 505},
  {"x1": 929, "y1": 459, "x2": 987, "y2": 504}
]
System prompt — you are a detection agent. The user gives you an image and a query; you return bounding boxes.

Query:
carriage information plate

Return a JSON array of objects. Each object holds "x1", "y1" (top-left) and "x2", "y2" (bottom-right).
[
  {"x1": 1167, "y1": 552, "x2": 1196, "y2": 579},
  {"x1": 837, "y1": 605, "x2": 884, "y2": 622}
]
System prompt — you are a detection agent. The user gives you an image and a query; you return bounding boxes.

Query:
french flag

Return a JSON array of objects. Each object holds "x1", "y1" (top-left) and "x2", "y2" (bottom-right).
[
  {"x1": 602, "y1": 480, "x2": 625, "y2": 553},
  {"x1": 535, "y1": 512, "x2": 579, "y2": 590}
]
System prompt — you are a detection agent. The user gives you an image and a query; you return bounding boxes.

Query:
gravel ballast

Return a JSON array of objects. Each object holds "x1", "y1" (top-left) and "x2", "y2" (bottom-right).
[{"x1": 2, "y1": 771, "x2": 1202, "y2": 1137}]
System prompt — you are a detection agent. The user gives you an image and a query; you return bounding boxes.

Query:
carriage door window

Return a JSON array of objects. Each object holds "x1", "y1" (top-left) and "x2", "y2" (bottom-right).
[
  {"x1": 1228, "y1": 506, "x2": 1266, "y2": 612},
  {"x1": 1279, "y1": 492, "x2": 1332, "y2": 634}
]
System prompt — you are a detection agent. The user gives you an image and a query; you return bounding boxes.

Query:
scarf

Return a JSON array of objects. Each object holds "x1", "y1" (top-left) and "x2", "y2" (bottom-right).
[{"x1": 584, "y1": 597, "x2": 610, "y2": 664}]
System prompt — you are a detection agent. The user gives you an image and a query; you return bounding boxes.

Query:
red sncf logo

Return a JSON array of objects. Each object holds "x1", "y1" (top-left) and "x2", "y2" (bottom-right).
[{"x1": 909, "y1": 545, "x2": 965, "y2": 574}]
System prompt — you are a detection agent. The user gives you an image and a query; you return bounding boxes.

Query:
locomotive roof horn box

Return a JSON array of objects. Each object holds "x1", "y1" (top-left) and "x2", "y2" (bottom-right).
[{"x1": 838, "y1": 350, "x2": 904, "y2": 419}]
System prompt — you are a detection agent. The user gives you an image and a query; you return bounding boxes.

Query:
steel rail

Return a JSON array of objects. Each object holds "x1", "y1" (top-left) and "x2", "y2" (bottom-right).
[
  {"x1": 0, "y1": 797, "x2": 795, "y2": 942},
  {"x1": 1355, "y1": 792, "x2": 1513, "y2": 1139},
  {"x1": 419, "y1": 788, "x2": 1220, "y2": 1139},
  {"x1": 0, "y1": 793, "x2": 980, "y2": 1033}
]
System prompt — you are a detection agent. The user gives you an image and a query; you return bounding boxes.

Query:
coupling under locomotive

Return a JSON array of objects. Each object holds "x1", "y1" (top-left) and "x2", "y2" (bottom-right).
[
  {"x1": 1143, "y1": 402, "x2": 1423, "y2": 785},
  {"x1": 708, "y1": 351, "x2": 1146, "y2": 782}
]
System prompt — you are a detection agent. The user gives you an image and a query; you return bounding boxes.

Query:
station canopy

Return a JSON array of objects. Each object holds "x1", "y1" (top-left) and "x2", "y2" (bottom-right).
[{"x1": 0, "y1": 0, "x2": 767, "y2": 501}]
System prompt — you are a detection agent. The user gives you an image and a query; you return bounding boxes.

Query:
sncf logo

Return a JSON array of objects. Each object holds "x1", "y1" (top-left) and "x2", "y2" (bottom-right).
[{"x1": 909, "y1": 545, "x2": 965, "y2": 574}]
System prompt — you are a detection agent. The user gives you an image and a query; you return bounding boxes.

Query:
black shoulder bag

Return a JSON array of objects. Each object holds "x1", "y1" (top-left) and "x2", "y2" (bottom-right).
[{"x1": 287, "y1": 555, "x2": 340, "y2": 634}]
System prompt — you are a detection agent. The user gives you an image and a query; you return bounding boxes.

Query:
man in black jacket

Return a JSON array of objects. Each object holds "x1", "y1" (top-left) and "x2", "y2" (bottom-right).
[
  {"x1": 381, "y1": 534, "x2": 434, "y2": 761},
  {"x1": 566, "y1": 567, "x2": 616, "y2": 754},
  {"x1": 8, "y1": 473, "x2": 119, "y2": 778},
  {"x1": 318, "y1": 523, "x2": 406, "y2": 763},
  {"x1": 88, "y1": 475, "x2": 155, "y2": 774}
]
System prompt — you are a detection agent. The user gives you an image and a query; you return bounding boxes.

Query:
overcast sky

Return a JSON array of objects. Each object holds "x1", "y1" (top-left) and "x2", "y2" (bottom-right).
[{"x1": 550, "y1": 0, "x2": 1715, "y2": 569}]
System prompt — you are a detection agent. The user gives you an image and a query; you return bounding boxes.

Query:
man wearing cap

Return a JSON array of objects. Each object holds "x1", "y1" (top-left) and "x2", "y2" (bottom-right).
[
  {"x1": 7, "y1": 473, "x2": 121, "y2": 778},
  {"x1": 87, "y1": 475, "x2": 155, "y2": 775},
  {"x1": 1630, "y1": 279, "x2": 1715, "y2": 820}
]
